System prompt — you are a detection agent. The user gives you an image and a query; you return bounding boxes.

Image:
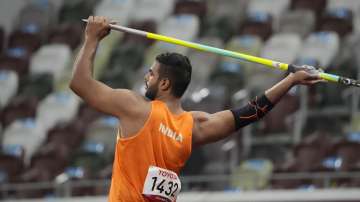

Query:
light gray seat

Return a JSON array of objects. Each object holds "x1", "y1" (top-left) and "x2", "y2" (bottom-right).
[
  {"x1": 95, "y1": 0, "x2": 135, "y2": 25},
  {"x1": 251, "y1": 33, "x2": 302, "y2": 92},
  {"x1": 261, "y1": 33, "x2": 302, "y2": 65},
  {"x1": 185, "y1": 36, "x2": 223, "y2": 97},
  {"x1": 17, "y1": 1, "x2": 57, "y2": 34},
  {"x1": 279, "y1": 9, "x2": 315, "y2": 38},
  {"x1": 248, "y1": 0, "x2": 290, "y2": 30},
  {"x1": 30, "y1": 44, "x2": 72, "y2": 82},
  {"x1": 297, "y1": 31, "x2": 340, "y2": 68},
  {"x1": 144, "y1": 14, "x2": 200, "y2": 67},
  {"x1": 3, "y1": 118, "x2": 46, "y2": 165},
  {"x1": 0, "y1": 70, "x2": 18, "y2": 109},
  {"x1": 326, "y1": 0, "x2": 360, "y2": 34},
  {"x1": 0, "y1": 0, "x2": 27, "y2": 33},
  {"x1": 86, "y1": 116, "x2": 119, "y2": 155},
  {"x1": 130, "y1": 0, "x2": 174, "y2": 24},
  {"x1": 223, "y1": 35, "x2": 263, "y2": 85},
  {"x1": 206, "y1": 0, "x2": 248, "y2": 27},
  {"x1": 158, "y1": 14, "x2": 200, "y2": 42},
  {"x1": 36, "y1": 91, "x2": 80, "y2": 132},
  {"x1": 327, "y1": 0, "x2": 360, "y2": 14}
]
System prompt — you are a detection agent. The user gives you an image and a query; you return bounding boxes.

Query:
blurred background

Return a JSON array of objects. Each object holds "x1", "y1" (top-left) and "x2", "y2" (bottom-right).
[{"x1": 0, "y1": 0, "x2": 360, "y2": 201}]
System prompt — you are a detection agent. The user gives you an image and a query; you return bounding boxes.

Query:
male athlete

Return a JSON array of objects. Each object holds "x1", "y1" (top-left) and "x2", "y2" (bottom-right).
[{"x1": 70, "y1": 16, "x2": 324, "y2": 202}]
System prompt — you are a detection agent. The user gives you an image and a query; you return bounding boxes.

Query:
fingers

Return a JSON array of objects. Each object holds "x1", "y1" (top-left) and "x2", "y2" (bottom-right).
[
  {"x1": 87, "y1": 15, "x2": 94, "y2": 23},
  {"x1": 307, "y1": 73, "x2": 321, "y2": 80},
  {"x1": 301, "y1": 79, "x2": 327, "y2": 85},
  {"x1": 86, "y1": 16, "x2": 110, "y2": 26}
]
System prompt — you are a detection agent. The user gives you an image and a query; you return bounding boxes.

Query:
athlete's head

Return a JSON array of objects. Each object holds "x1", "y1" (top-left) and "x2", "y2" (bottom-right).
[{"x1": 144, "y1": 52, "x2": 192, "y2": 100}]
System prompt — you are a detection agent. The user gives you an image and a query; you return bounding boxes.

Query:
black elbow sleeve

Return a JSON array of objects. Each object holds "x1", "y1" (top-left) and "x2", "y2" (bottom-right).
[{"x1": 230, "y1": 94, "x2": 274, "y2": 130}]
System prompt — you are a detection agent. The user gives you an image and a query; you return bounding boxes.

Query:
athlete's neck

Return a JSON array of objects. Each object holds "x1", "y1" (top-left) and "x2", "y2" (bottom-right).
[{"x1": 155, "y1": 95, "x2": 184, "y2": 115}]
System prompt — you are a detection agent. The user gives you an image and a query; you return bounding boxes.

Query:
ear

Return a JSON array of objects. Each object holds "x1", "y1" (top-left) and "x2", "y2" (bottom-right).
[{"x1": 160, "y1": 78, "x2": 171, "y2": 91}]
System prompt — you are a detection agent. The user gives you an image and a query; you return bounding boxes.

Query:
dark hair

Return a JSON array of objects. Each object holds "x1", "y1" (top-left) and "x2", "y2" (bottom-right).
[{"x1": 156, "y1": 52, "x2": 192, "y2": 98}]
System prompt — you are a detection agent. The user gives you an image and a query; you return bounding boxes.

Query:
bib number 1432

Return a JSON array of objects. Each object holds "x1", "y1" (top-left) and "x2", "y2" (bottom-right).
[{"x1": 143, "y1": 166, "x2": 181, "y2": 202}]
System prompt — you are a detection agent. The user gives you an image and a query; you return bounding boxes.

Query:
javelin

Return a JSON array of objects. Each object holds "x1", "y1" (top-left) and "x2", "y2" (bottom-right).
[{"x1": 82, "y1": 19, "x2": 360, "y2": 88}]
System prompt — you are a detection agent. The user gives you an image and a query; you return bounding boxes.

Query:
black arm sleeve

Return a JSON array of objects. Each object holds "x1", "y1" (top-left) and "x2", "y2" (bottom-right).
[{"x1": 230, "y1": 94, "x2": 274, "y2": 130}]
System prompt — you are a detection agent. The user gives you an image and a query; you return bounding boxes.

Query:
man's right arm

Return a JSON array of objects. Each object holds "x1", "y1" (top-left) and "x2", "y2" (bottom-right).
[{"x1": 70, "y1": 16, "x2": 149, "y2": 119}]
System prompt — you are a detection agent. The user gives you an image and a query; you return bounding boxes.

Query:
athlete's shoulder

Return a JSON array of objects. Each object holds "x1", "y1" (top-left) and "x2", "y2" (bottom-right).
[
  {"x1": 190, "y1": 111, "x2": 210, "y2": 123},
  {"x1": 112, "y1": 89, "x2": 152, "y2": 117}
]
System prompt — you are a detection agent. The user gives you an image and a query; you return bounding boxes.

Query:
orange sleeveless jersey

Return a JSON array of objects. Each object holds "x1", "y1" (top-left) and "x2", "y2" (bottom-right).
[{"x1": 108, "y1": 100, "x2": 194, "y2": 202}]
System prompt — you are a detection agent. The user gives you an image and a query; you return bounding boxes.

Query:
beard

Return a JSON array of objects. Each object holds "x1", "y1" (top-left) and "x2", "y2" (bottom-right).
[{"x1": 145, "y1": 83, "x2": 159, "y2": 100}]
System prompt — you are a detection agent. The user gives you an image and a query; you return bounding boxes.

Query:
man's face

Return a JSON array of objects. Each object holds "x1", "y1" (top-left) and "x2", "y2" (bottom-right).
[{"x1": 144, "y1": 62, "x2": 161, "y2": 100}]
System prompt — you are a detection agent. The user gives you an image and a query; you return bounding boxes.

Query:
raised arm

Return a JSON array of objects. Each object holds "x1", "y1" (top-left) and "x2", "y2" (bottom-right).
[
  {"x1": 192, "y1": 70, "x2": 323, "y2": 147},
  {"x1": 70, "y1": 16, "x2": 148, "y2": 118}
]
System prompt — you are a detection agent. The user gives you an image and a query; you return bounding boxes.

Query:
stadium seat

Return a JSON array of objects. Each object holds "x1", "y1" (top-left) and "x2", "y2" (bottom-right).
[
  {"x1": 92, "y1": 32, "x2": 122, "y2": 80},
  {"x1": 59, "y1": 0, "x2": 98, "y2": 23},
  {"x1": 174, "y1": 0, "x2": 207, "y2": 21},
  {"x1": 123, "y1": 20, "x2": 157, "y2": 47},
  {"x1": 210, "y1": 62, "x2": 244, "y2": 95},
  {"x1": 202, "y1": 16, "x2": 236, "y2": 42},
  {"x1": 327, "y1": 0, "x2": 360, "y2": 34},
  {"x1": 0, "y1": 145, "x2": 25, "y2": 182},
  {"x1": 0, "y1": 0, "x2": 27, "y2": 34},
  {"x1": 262, "y1": 93, "x2": 299, "y2": 134},
  {"x1": 77, "y1": 103, "x2": 104, "y2": 126},
  {"x1": 291, "y1": 0, "x2": 327, "y2": 14},
  {"x1": 95, "y1": 0, "x2": 134, "y2": 25},
  {"x1": 3, "y1": 118, "x2": 46, "y2": 164},
  {"x1": 8, "y1": 26, "x2": 43, "y2": 54},
  {"x1": 186, "y1": 36, "x2": 222, "y2": 95},
  {"x1": 206, "y1": 0, "x2": 248, "y2": 28},
  {"x1": 327, "y1": 0, "x2": 360, "y2": 14},
  {"x1": 43, "y1": 0, "x2": 65, "y2": 15},
  {"x1": 30, "y1": 44, "x2": 72, "y2": 81},
  {"x1": 231, "y1": 159, "x2": 273, "y2": 190},
  {"x1": 183, "y1": 84, "x2": 227, "y2": 113},
  {"x1": 239, "y1": 12, "x2": 273, "y2": 41},
  {"x1": 131, "y1": 0, "x2": 174, "y2": 24},
  {"x1": 36, "y1": 91, "x2": 80, "y2": 132},
  {"x1": 284, "y1": 132, "x2": 333, "y2": 172},
  {"x1": 16, "y1": 1, "x2": 57, "y2": 39},
  {"x1": 144, "y1": 14, "x2": 200, "y2": 67},
  {"x1": 0, "y1": 26, "x2": 4, "y2": 54},
  {"x1": 247, "y1": 32, "x2": 303, "y2": 94},
  {"x1": 332, "y1": 140, "x2": 360, "y2": 171},
  {"x1": 261, "y1": 33, "x2": 302, "y2": 64},
  {"x1": 85, "y1": 116, "x2": 118, "y2": 156},
  {"x1": 144, "y1": 42, "x2": 188, "y2": 68},
  {"x1": 223, "y1": 35, "x2": 263, "y2": 83},
  {"x1": 73, "y1": 141, "x2": 109, "y2": 175},
  {"x1": 101, "y1": 41, "x2": 146, "y2": 89},
  {"x1": 19, "y1": 74, "x2": 53, "y2": 100},
  {"x1": 46, "y1": 120, "x2": 86, "y2": 150},
  {"x1": 248, "y1": 0, "x2": 290, "y2": 30},
  {"x1": 271, "y1": 132, "x2": 334, "y2": 189},
  {"x1": 18, "y1": 73, "x2": 53, "y2": 99},
  {"x1": 0, "y1": 47, "x2": 31, "y2": 78},
  {"x1": 19, "y1": 154, "x2": 66, "y2": 198},
  {"x1": 319, "y1": 8, "x2": 354, "y2": 38},
  {"x1": 297, "y1": 31, "x2": 340, "y2": 68},
  {"x1": 158, "y1": 14, "x2": 200, "y2": 42},
  {"x1": 278, "y1": 10, "x2": 315, "y2": 38},
  {"x1": 0, "y1": 70, "x2": 19, "y2": 109},
  {"x1": 48, "y1": 22, "x2": 83, "y2": 50},
  {"x1": 0, "y1": 96, "x2": 39, "y2": 128}
]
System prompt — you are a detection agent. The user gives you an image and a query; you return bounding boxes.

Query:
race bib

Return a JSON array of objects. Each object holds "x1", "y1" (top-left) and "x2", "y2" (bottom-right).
[{"x1": 142, "y1": 166, "x2": 181, "y2": 202}]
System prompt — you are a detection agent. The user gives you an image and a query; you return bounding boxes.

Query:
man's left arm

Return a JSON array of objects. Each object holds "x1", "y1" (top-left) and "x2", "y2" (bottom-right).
[{"x1": 192, "y1": 70, "x2": 324, "y2": 147}]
